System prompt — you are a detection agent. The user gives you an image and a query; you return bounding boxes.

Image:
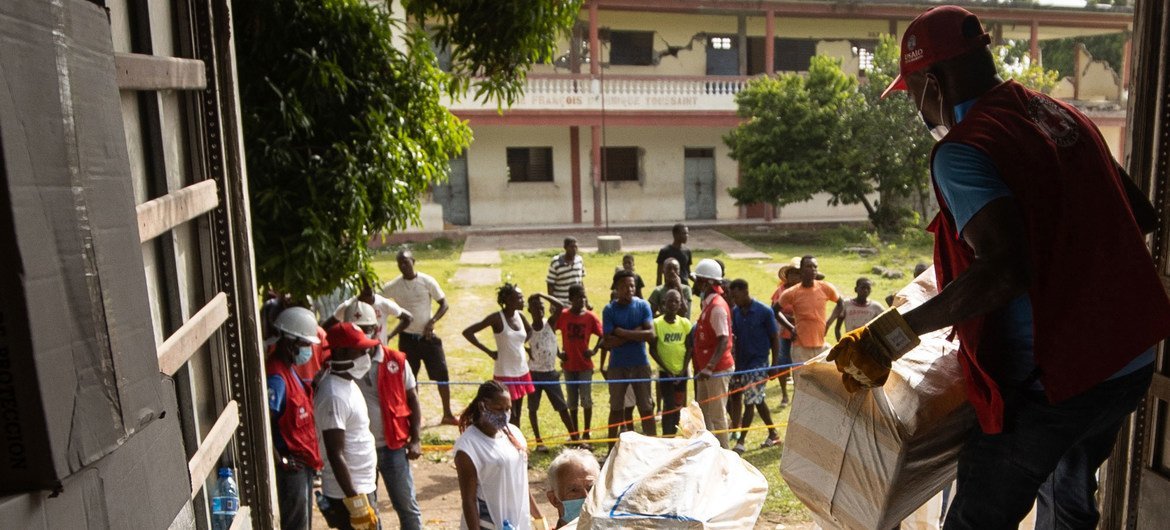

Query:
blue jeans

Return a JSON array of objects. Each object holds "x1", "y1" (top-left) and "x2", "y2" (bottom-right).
[
  {"x1": 275, "y1": 465, "x2": 313, "y2": 530},
  {"x1": 944, "y1": 364, "x2": 1153, "y2": 529},
  {"x1": 376, "y1": 446, "x2": 422, "y2": 530}
]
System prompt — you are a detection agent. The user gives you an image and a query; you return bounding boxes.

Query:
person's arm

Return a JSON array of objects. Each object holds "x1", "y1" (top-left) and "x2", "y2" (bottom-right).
[
  {"x1": 454, "y1": 451, "x2": 482, "y2": 530},
  {"x1": 539, "y1": 294, "x2": 565, "y2": 327},
  {"x1": 386, "y1": 311, "x2": 413, "y2": 343},
  {"x1": 698, "y1": 335, "x2": 729, "y2": 379},
  {"x1": 773, "y1": 306, "x2": 796, "y2": 334},
  {"x1": 424, "y1": 298, "x2": 449, "y2": 339},
  {"x1": 598, "y1": 347, "x2": 609, "y2": 378},
  {"x1": 829, "y1": 300, "x2": 845, "y2": 341},
  {"x1": 902, "y1": 197, "x2": 1031, "y2": 335},
  {"x1": 655, "y1": 252, "x2": 665, "y2": 285},
  {"x1": 323, "y1": 429, "x2": 358, "y2": 497},
  {"x1": 612, "y1": 324, "x2": 655, "y2": 343},
  {"x1": 406, "y1": 387, "x2": 422, "y2": 459},
  {"x1": 462, "y1": 315, "x2": 499, "y2": 359},
  {"x1": 770, "y1": 332, "x2": 782, "y2": 369}
]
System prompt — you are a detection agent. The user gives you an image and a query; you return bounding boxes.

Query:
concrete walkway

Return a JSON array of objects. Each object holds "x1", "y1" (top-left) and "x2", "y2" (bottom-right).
[{"x1": 458, "y1": 228, "x2": 769, "y2": 262}]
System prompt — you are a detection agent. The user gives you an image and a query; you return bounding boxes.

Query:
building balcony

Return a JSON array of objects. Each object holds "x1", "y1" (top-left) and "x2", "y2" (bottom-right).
[{"x1": 444, "y1": 74, "x2": 752, "y2": 114}]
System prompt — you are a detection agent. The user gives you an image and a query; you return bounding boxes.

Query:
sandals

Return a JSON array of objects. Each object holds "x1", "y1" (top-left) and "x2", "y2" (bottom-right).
[{"x1": 760, "y1": 437, "x2": 781, "y2": 449}]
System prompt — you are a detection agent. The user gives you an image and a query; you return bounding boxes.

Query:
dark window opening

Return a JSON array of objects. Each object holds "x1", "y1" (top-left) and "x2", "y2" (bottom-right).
[
  {"x1": 609, "y1": 30, "x2": 655, "y2": 66},
  {"x1": 602, "y1": 147, "x2": 641, "y2": 182},
  {"x1": 506, "y1": 147, "x2": 554, "y2": 182},
  {"x1": 747, "y1": 37, "x2": 819, "y2": 74},
  {"x1": 685, "y1": 148, "x2": 714, "y2": 158}
]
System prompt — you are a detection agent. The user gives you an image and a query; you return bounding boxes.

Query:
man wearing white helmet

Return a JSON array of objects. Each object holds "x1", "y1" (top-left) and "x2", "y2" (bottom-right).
[
  {"x1": 346, "y1": 303, "x2": 424, "y2": 530},
  {"x1": 266, "y1": 306, "x2": 325, "y2": 530},
  {"x1": 688, "y1": 258, "x2": 735, "y2": 448},
  {"x1": 328, "y1": 282, "x2": 412, "y2": 346}
]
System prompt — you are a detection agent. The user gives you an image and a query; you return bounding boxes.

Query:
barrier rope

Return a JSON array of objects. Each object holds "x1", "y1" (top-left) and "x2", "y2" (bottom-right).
[
  {"x1": 418, "y1": 422, "x2": 792, "y2": 453},
  {"x1": 418, "y1": 364, "x2": 803, "y2": 451},
  {"x1": 415, "y1": 362, "x2": 802, "y2": 386}
]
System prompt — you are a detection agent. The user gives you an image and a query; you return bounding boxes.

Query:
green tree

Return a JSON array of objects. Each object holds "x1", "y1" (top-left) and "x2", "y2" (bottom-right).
[
  {"x1": 724, "y1": 56, "x2": 856, "y2": 209},
  {"x1": 235, "y1": 0, "x2": 580, "y2": 297},
  {"x1": 1039, "y1": 33, "x2": 1127, "y2": 82},
  {"x1": 833, "y1": 35, "x2": 935, "y2": 235},
  {"x1": 994, "y1": 43, "x2": 1061, "y2": 94}
]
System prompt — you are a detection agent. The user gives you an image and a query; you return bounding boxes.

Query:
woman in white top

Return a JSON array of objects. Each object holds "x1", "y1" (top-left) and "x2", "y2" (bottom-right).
[
  {"x1": 454, "y1": 381, "x2": 544, "y2": 530},
  {"x1": 463, "y1": 283, "x2": 534, "y2": 425}
]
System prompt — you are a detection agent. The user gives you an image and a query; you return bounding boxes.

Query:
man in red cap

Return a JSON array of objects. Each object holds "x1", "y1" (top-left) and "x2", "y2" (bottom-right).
[
  {"x1": 316, "y1": 322, "x2": 383, "y2": 529},
  {"x1": 828, "y1": 5, "x2": 1169, "y2": 528}
]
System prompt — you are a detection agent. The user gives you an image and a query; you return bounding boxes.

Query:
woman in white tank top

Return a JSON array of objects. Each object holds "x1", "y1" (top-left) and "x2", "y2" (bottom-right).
[{"x1": 462, "y1": 283, "x2": 535, "y2": 426}]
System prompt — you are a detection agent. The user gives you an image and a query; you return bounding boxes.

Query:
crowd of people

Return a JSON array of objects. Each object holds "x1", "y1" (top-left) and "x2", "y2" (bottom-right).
[
  {"x1": 258, "y1": 5, "x2": 1170, "y2": 529},
  {"x1": 261, "y1": 221, "x2": 898, "y2": 530}
]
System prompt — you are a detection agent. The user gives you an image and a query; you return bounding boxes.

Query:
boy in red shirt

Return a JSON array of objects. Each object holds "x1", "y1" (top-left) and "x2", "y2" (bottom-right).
[{"x1": 554, "y1": 284, "x2": 603, "y2": 442}]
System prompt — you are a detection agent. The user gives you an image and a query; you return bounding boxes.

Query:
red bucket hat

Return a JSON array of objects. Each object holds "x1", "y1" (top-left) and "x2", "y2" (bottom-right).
[{"x1": 881, "y1": 5, "x2": 991, "y2": 99}]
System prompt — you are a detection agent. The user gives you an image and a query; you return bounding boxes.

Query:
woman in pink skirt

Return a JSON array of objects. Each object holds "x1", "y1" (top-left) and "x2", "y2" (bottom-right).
[{"x1": 462, "y1": 282, "x2": 535, "y2": 427}]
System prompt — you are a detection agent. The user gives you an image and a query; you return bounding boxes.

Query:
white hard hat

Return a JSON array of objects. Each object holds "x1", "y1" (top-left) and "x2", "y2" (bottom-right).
[
  {"x1": 692, "y1": 258, "x2": 723, "y2": 281},
  {"x1": 344, "y1": 301, "x2": 378, "y2": 327},
  {"x1": 272, "y1": 306, "x2": 320, "y2": 344}
]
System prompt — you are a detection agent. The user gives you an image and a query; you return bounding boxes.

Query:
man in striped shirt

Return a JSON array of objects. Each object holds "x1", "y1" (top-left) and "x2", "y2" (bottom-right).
[{"x1": 547, "y1": 237, "x2": 585, "y2": 305}]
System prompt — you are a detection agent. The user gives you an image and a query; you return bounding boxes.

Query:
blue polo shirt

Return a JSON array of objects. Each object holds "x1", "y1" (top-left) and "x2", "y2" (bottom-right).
[
  {"x1": 603, "y1": 298, "x2": 653, "y2": 368},
  {"x1": 732, "y1": 299, "x2": 779, "y2": 370}
]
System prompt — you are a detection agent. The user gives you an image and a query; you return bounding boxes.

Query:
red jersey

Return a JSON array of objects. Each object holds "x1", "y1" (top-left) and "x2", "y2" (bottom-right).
[{"x1": 555, "y1": 309, "x2": 603, "y2": 371}]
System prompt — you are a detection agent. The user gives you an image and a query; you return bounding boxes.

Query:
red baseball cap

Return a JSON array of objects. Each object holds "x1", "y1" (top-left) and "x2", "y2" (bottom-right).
[
  {"x1": 881, "y1": 6, "x2": 992, "y2": 99},
  {"x1": 326, "y1": 322, "x2": 380, "y2": 350}
]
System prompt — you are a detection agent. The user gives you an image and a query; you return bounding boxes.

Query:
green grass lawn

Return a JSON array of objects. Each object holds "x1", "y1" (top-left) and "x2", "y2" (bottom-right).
[{"x1": 371, "y1": 227, "x2": 933, "y2": 522}]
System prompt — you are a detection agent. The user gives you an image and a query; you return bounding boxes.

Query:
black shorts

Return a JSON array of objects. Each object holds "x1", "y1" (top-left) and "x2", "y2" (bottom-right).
[
  {"x1": 399, "y1": 333, "x2": 449, "y2": 382},
  {"x1": 528, "y1": 371, "x2": 568, "y2": 412}
]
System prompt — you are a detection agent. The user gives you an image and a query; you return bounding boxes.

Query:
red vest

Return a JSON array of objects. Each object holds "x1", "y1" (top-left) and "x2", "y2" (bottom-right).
[
  {"x1": 376, "y1": 346, "x2": 413, "y2": 450},
  {"x1": 693, "y1": 286, "x2": 735, "y2": 372},
  {"x1": 266, "y1": 357, "x2": 323, "y2": 469},
  {"x1": 929, "y1": 81, "x2": 1170, "y2": 433}
]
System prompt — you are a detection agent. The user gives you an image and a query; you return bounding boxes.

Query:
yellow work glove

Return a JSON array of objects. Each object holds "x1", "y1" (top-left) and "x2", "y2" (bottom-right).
[
  {"x1": 827, "y1": 308, "x2": 920, "y2": 391},
  {"x1": 343, "y1": 495, "x2": 378, "y2": 530}
]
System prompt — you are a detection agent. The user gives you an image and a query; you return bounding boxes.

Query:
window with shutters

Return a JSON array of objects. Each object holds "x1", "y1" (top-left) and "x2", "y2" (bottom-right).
[
  {"x1": 506, "y1": 147, "x2": 554, "y2": 182},
  {"x1": 609, "y1": 30, "x2": 655, "y2": 66},
  {"x1": 602, "y1": 147, "x2": 641, "y2": 182}
]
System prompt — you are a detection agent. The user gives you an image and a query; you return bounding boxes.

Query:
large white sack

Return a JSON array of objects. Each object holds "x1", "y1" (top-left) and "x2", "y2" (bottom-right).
[
  {"x1": 578, "y1": 402, "x2": 768, "y2": 529},
  {"x1": 781, "y1": 269, "x2": 977, "y2": 529}
]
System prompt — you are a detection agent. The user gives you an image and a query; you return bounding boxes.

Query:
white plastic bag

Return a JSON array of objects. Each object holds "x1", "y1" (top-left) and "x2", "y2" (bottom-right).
[{"x1": 577, "y1": 403, "x2": 768, "y2": 529}]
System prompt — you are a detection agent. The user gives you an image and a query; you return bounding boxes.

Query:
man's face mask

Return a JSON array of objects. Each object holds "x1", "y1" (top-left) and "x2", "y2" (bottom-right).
[
  {"x1": 294, "y1": 345, "x2": 313, "y2": 365},
  {"x1": 917, "y1": 76, "x2": 950, "y2": 142}
]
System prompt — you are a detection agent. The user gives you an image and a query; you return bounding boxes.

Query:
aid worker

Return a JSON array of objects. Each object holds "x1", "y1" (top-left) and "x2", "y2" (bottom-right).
[
  {"x1": 828, "y1": 6, "x2": 1170, "y2": 529},
  {"x1": 345, "y1": 302, "x2": 424, "y2": 530},
  {"x1": 688, "y1": 258, "x2": 735, "y2": 449},
  {"x1": 266, "y1": 306, "x2": 324, "y2": 530}
]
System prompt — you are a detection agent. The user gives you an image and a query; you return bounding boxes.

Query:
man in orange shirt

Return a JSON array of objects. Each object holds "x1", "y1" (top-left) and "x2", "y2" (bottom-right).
[{"x1": 777, "y1": 255, "x2": 839, "y2": 364}]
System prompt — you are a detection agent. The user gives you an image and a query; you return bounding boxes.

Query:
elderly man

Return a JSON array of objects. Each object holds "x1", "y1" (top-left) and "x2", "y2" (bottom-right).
[
  {"x1": 830, "y1": 6, "x2": 1170, "y2": 529},
  {"x1": 545, "y1": 448, "x2": 601, "y2": 529}
]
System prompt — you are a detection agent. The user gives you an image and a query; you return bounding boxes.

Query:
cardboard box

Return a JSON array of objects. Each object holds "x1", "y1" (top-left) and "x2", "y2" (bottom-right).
[
  {"x1": 0, "y1": 0, "x2": 171, "y2": 494},
  {"x1": 780, "y1": 271, "x2": 976, "y2": 529}
]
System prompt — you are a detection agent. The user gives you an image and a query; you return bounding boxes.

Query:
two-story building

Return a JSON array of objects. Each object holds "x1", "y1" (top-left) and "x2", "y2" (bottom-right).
[{"x1": 431, "y1": 0, "x2": 1133, "y2": 229}]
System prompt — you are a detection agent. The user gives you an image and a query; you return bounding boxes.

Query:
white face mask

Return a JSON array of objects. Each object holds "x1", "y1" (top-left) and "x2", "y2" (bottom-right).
[
  {"x1": 918, "y1": 77, "x2": 950, "y2": 142},
  {"x1": 331, "y1": 354, "x2": 371, "y2": 379}
]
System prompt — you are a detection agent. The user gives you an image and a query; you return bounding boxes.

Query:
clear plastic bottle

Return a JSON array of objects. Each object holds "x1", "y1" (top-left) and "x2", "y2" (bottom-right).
[{"x1": 211, "y1": 467, "x2": 239, "y2": 530}]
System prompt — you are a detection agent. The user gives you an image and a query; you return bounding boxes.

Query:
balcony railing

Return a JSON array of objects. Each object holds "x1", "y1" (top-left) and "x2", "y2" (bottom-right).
[{"x1": 444, "y1": 74, "x2": 753, "y2": 112}]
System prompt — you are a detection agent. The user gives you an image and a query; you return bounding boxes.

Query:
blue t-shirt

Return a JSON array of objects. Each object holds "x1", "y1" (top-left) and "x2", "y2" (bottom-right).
[
  {"x1": 603, "y1": 298, "x2": 653, "y2": 368},
  {"x1": 934, "y1": 99, "x2": 1153, "y2": 387},
  {"x1": 732, "y1": 299, "x2": 779, "y2": 370}
]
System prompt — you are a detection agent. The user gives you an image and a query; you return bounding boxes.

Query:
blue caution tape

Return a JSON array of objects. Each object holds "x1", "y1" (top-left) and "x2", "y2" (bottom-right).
[{"x1": 416, "y1": 362, "x2": 803, "y2": 386}]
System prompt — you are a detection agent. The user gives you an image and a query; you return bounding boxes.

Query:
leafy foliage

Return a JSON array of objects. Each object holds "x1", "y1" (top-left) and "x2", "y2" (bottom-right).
[
  {"x1": 994, "y1": 44, "x2": 1060, "y2": 94},
  {"x1": 726, "y1": 41, "x2": 932, "y2": 236},
  {"x1": 405, "y1": 0, "x2": 584, "y2": 106},
  {"x1": 724, "y1": 56, "x2": 856, "y2": 209},
  {"x1": 235, "y1": 0, "x2": 577, "y2": 297},
  {"x1": 1039, "y1": 33, "x2": 1127, "y2": 82}
]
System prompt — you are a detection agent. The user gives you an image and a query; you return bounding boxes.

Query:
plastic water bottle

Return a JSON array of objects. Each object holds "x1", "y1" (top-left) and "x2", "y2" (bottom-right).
[
  {"x1": 501, "y1": 521, "x2": 516, "y2": 530},
  {"x1": 211, "y1": 467, "x2": 239, "y2": 530}
]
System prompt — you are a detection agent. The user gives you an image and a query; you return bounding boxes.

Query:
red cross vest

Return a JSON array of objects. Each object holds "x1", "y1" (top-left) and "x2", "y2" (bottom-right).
[
  {"x1": 929, "y1": 80, "x2": 1170, "y2": 434},
  {"x1": 265, "y1": 357, "x2": 323, "y2": 469},
  {"x1": 693, "y1": 285, "x2": 735, "y2": 372},
  {"x1": 376, "y1": 346, "x2": 412, "y2": 450}
]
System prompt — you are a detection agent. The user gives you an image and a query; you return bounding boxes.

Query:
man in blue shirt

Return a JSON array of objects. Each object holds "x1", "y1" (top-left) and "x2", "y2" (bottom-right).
[
  {"x1": 600, "y1": 269, "x2": 657, "y2": 446},
  {"x1": 728, "y1": 279, "x2": 781, "y2": 453}
]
